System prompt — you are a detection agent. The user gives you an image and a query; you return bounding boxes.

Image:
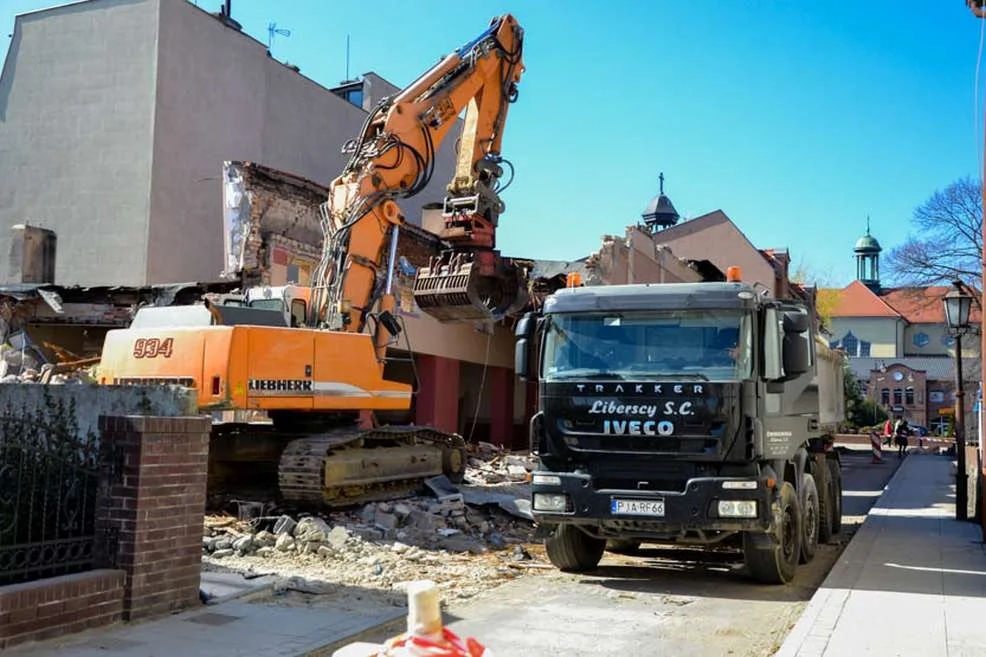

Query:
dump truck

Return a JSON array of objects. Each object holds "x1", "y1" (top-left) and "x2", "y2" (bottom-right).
[{"x1": 514, "y1": 270, "x2": 846, "y2": 583}]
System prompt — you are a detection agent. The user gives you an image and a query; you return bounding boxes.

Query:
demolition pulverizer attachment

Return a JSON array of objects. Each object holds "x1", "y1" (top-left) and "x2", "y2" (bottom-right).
[{"x1": 411, "y1": 251, "x2": 528, "y2": 324}]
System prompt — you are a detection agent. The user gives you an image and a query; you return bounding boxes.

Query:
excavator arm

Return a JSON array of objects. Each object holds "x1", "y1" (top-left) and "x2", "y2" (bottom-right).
[{"x1": 310, "y1": 14, "x2": 528, "y2": 362}]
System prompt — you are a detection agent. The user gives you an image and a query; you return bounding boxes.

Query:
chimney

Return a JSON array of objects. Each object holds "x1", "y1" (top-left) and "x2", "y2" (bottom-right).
[{"x1": 7, "y1": 224, "x2": 56, "y2": 284}]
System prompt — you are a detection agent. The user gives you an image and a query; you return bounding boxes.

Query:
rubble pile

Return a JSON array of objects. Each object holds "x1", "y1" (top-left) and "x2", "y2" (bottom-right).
[
  {"x1": 0, "y1": 332, "x2": 97, "y2": 385},
  {"x1": 463, "y1": 442, "x2": 535, "y2": 485},
  {"x1": 203, "y1": 447, "x2": 545, "y2": 601}
]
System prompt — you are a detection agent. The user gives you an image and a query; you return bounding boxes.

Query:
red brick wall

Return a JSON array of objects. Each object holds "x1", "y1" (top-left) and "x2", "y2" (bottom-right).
[
  {"x1": 415, "y1": 355, "x2": 461, "y2": 434},
  {"x1": 0, "y1": 570, "x2": 124, "y2": 650},
  {"x1": 96, "y1": 416, "x2": 211, "y2": 621}
]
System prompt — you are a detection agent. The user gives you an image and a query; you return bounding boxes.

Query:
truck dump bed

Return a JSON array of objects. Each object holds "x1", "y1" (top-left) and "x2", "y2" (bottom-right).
[{"x1": 814, "y1": 335, "x2": 846, "y2": 430}]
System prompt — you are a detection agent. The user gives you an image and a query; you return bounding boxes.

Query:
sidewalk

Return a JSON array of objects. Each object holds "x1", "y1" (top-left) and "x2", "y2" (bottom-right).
[
  {"x1": 778, "y1": 452, "x2": 986, "y2": 657},
  {"x1": 4, "y1": 583, "x2": 404, "y2": 657}
]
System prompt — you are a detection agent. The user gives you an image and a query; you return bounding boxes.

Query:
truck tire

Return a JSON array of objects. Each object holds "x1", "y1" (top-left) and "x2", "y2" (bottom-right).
[
  {"x1": 606, "y1": 539, "x2": 642, "y2": 554},
  {"x1": 545, "y1": 525, "x2": 606, "y2": 572},
  {"x1": 743, "y1": 481, "x2": 801, "y2": 584},
  {"x1": 799, "y1": 473, "x2": 819, "y2": 563},
  {"x1": 818, "y1": 458, "x2": 843, "y2": 542}
]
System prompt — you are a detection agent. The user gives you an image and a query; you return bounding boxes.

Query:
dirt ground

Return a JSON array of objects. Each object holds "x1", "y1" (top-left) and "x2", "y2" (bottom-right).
[{"x1": 237, "y1": 449, "x2": 899, "y2": 657}]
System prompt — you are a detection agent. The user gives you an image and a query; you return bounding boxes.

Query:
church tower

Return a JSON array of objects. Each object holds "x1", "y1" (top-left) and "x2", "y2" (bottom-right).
[{"x1": 854, "y1": 217, "x2": 882, "y2": 293}]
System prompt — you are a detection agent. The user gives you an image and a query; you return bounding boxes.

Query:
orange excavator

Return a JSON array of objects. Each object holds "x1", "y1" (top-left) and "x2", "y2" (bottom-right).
[{"x1": 96, "y1": 14, "x2": 527, "y2": 508}]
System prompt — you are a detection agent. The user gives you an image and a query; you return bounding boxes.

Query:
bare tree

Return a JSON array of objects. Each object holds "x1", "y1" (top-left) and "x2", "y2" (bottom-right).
[{"x1": 885, "y1": 176, "x2": 982, "y2": 290}]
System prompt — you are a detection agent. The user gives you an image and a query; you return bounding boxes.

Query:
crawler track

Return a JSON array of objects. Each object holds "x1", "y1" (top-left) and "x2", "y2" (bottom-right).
[{"x1": 276, "y1": 426, "x2": 467, "y2": 508}]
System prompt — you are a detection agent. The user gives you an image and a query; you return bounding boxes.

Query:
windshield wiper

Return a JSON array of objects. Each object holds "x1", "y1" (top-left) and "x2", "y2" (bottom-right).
[
  {"x1": 627, "y1": 372, "x2": 711, "y2": 381},
  {"x1": 549, "y1": 371, "x2": 625, "y2": 381}
]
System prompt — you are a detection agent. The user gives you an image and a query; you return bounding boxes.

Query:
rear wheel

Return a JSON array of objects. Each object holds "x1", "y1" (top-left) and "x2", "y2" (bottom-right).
[
  {"x1": 799, "y1": 473, "x2": 819, "y2": 563},
  {"x1": 545, "y1": 525, "x2": 606, "y2": 572},
  {"x1": 819, "y1": 458, "x2": 843, "y2": 543},
  {"x1": 744, "y1": 481, "x2": 802, "y2": 584},
  {"x1": 826, "y1": 459, "x2": 843, "y2": 538}
]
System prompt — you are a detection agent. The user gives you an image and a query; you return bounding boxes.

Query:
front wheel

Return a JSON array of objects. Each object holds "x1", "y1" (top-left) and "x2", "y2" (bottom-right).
[
  {"x1": 744, "y1": 481, "x2": 802, "y2": 584},
  {"x1": 545, "y1": 525, "x2": 606, "y2": 572}
]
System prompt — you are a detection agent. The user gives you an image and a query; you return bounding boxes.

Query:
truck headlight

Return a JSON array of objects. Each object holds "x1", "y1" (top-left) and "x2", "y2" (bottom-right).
[
  {"x1": 717, "y1": 500, "x2": 758, "y2": 518},
  {"x1": 534, "y1": 493, "x2": 571, "y2": 513},
  {"x1": 532, "y1": 473, "x2": 562, "y2": 486}
]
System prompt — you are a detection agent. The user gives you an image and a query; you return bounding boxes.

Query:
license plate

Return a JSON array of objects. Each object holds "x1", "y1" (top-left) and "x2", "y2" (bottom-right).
[{"x1": 611, "y1": 498, "x2": 665, "y2": 517}]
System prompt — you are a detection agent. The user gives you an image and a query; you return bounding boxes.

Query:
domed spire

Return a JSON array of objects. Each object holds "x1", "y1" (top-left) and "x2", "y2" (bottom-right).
[
  {"x1": 854, "y1": 216, "x2": 882, "y2": 254},
  {"x1": 641, "y1": 172, "x2": 680, "y2": 232},
  {"x1": 855, "y1": 216, "x2": 882, "y2": 292}
]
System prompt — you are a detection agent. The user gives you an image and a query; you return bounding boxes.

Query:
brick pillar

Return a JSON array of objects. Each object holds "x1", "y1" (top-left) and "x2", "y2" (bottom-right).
[
  {"x1": 415, "y1": 355, "x2": 460, "y2": 434},
  {"x1": 96, "y1": 416, "x2": 211, "y2": 621},
  {"x1": 488, "y1": 366, "x2": 514, "y2": 448}
]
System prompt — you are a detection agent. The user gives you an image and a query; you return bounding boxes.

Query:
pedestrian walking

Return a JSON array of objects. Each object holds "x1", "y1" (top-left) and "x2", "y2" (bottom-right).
[
  {"x1": 894, "y1": 418, "x2": 910, "y2": 458},
  {"x1": 883, "y1": 417, "x2": 893, "y2": 447}
]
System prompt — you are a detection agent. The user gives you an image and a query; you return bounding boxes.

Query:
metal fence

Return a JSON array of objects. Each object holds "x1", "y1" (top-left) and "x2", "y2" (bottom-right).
[{"x1": 0, "y1": 395, "x2": 100, "y2": 586}]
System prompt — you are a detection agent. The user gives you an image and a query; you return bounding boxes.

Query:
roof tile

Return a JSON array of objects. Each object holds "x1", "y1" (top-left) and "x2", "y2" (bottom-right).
[
  {"x1": 824, "y1": 280, "x2": 900, "y2": 318},
  {"x1": 880, "y1": 286, "x2": 983, "y2": 324}
]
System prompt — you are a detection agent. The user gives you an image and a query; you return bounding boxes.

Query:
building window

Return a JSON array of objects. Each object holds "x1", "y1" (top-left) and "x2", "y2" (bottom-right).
[
  {"x1": 345, "y1": 88, "x2": 363, "y2": 107},
  {"x1": 841, "y1": 332, "x2": 858, "y2": 356},
  {"x1": 893, "y1": 388, "x2": 902, "y2": 405},
  {"x1": 905, "y1": 387, "x2": 914, "y2": 406},
  {"x1": 912, "y1": 332, "x2": 930, "y2": 348},
  {"x1": 859, "y1": 340, "x2": 871, "y2": 357},
  {"x1": 881, "y1": 388, "x2": 890, "y2": 405},
  {"x1": 929, "y1": 390, "x2": 944, "y2": 403}
]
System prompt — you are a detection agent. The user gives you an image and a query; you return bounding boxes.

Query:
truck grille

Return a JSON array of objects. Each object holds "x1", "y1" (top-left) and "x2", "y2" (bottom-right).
[{"x1": 565, "y1": 435, "x2": 721, "y2": 455}]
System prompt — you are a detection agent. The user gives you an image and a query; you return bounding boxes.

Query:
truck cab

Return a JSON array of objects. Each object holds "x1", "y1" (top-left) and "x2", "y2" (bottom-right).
[{"x1": 515, "y1": 277, "x2": 845, "y2": 584}]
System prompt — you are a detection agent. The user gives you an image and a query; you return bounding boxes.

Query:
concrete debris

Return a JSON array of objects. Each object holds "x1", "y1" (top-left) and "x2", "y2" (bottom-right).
[
  {"x1": 202, "y1": 451, "x2": 544, "y2": 602},
  {"x1": 294, "y1": 516, "x2": 331, "y2": 543},
  {"x1": 273, "y1": 515, "x2": 296, "y2": 536},
  {"x1": 462, "y1": 443, "x2": 536, "y2": 485},
  {"x1": 0, "y1": 329, "x2": 100, "y2": 385},
  {"x1": 275, "y1": 533, "x2": 295, "y2": 552}
]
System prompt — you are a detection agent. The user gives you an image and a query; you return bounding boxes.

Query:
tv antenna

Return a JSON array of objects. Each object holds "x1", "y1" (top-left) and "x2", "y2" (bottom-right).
[{"x1": 267, "y1": 22, "x2": 291, "y2": 51}]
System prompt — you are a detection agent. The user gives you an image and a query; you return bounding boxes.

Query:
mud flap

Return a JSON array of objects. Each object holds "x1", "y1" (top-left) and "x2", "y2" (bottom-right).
[{"x1": 744, "y1": 531, "x2": 780, "y2": 550}]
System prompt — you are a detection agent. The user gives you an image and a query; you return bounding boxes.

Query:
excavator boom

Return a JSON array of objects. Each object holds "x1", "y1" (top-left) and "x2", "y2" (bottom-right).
[{"x1": 313, "y1": 14, "x2": 528, "y2": 339}]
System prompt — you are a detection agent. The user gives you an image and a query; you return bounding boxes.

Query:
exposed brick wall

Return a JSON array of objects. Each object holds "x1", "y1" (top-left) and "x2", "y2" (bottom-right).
[
  {"x1": 96, "y1": 416, "x2": 211, "y2": 621},
  {"x1": 0, "y1": 570, "x2": 124, "y2": 650}
]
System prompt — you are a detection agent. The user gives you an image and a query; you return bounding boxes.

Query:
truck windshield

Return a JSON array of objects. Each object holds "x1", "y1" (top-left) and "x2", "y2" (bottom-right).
[{"x1": 542, "y1": 310, "x2": 753, "y2": 381}]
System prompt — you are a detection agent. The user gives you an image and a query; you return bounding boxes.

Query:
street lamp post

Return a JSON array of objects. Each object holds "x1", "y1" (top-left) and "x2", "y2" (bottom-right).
[{"x1": 944, "y1": 281, "x2": 973, "y2": 521}]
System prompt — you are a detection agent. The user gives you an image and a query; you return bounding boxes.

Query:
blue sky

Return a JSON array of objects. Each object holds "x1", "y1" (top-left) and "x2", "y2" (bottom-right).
[{"x1": 3, "y1": 0, "x2": 985, "y2": 287}]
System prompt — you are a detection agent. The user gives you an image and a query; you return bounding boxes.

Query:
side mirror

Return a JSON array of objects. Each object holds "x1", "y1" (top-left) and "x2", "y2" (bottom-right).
[
  {"x1": 781, "y1": 310, "x2": 811, "y2": 377},
  {"x1": 514, "y1": 312, "x2": 535, "y2": 339},
  {"x1": 514, "y1": 312, "x2": 537, "y2": 381},
  {"x1": 782, "y1": 310, "x2": 809, "y2": 334}
]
